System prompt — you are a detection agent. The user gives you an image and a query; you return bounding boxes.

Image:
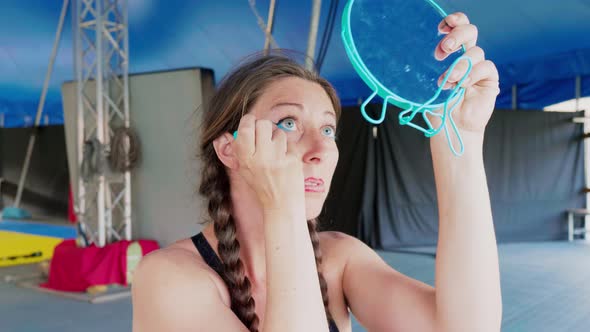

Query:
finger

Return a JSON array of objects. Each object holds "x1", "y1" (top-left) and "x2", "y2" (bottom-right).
[
  {"x1": 443, "y1": 60, "x2": 499, "y2": 91},
  {"x1": 435, "y1": 24, "x2": 478, "y2": 61},
  {"x1": 462, "y1": 60, "x2": 499, "y2": 90},
  {"x1": 235, "y1": 114, "x2": 256, "y2": 158},
  {"x1": 286, "y1": 137, "x2": 299, "y2": 159},
  {"x1": 438, "y1": 12, "x2": 470, "y2": 33},
  {"x1": 255, "y1": 120, "x2": 273, "y2": 156},
  {"x1": 438, "y1": 46, "x2": 485, "y2": 86},
  {"x1": 272, "y1": 128, "x2": 288, "y2": 156}
]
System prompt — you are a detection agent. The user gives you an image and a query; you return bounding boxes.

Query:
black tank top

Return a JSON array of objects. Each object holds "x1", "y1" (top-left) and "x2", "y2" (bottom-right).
[{"x1": 191, "y1": 232, "x2": 340, "y2": 332}]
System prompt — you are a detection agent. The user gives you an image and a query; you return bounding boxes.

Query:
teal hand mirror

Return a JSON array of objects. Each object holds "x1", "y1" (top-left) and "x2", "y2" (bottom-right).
[{"x1": 341, "y1": 0, "x2": 472, "y2": 156}]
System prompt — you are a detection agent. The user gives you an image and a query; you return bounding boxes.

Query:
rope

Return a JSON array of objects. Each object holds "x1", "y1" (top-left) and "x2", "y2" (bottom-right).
[
  {"x1": 109, "y1": 126, "x2": 141, "y2": 173},
  {"x1": 80, "y1": 138, "x2": 107, "y2": 182},
  {"x1": 80, "y1": 126, "x2": 140, "y2": 181}
]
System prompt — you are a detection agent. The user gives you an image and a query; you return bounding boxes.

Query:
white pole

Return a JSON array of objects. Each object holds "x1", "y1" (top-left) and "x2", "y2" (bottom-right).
[
  {"x1": 305, "y1": 0, "x2": 322, "y2": 72},
  {"x1": 96, "y1": 0, "x2": 106, "y2": 247},
  {"x1": 13, "y1": 0, "x2": 69, "y2": 209},
  {"x1": 263, "y1": 0, "x2": 277, "y2": 55},
  {"x1": 123, "y1": 0, "x2": 132, "y2": 241},
  {"x1": 74, "y1": 0, "x2": 88, "y2": 244}
]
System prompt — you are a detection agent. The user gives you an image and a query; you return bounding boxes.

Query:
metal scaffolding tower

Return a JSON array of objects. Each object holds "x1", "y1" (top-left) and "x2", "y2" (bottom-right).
[{"x1": 73, "y1": 0, "x2": 131, "y2": 247}]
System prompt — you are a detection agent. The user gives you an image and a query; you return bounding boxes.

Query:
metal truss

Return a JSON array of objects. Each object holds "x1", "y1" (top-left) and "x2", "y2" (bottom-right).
[{"x1": 73, "y1": 0, "x2": 131, "y2": 247}]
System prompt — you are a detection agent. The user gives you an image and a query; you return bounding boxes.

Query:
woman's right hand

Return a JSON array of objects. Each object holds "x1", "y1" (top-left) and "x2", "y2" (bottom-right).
[{"x1": 232, "y1": 114, "x2": 305, "y2": 211}]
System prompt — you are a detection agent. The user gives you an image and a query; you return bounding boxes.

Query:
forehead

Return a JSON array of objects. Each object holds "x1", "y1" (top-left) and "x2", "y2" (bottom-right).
[{"x1": 252, "y1": 77, "x2": 335, "y2": 116}]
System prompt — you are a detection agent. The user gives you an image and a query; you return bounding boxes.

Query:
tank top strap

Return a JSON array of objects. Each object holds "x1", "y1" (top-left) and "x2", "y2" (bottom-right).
[{"x1": 191, "y1": 232, "x2": 224, "y2": 276}]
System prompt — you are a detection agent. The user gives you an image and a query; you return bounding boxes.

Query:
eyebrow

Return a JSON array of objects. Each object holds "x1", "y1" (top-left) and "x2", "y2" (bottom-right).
[{"x1": 272, "y1": 102, "x2": 336, "y2": 120}]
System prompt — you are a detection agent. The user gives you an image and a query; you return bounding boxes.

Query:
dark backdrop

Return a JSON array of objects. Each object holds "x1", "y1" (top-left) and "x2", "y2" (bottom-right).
[
  {"x1": 322, "y1": 107, "x2": 585, "y2": 249},
  {"x1": 0, "y1": 126, "x2": 69, "y2": 219}
]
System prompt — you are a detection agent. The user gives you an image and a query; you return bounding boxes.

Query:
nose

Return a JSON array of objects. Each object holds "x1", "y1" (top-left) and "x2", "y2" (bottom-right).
[{"x1": 301, "y1": 130, "x2": 330, "y2": 165}]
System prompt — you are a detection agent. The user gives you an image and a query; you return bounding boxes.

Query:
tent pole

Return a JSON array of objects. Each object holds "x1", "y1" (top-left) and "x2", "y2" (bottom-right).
[
  {"x1": 305, "y1": 0, "x2": 322, "y2": 71},
  {"x1": 263, "y1": 0, "x2": 277, "y2": 55},
  {"x1": 576, "y1": 76, "x2": 581, "y2": 112},
  {"x1": 512, "y1": 84, "x2": 517, "y2": 110},
  {"x1": 248, "y1": 1, "x2": 279, "y2": 49},
  {"x1": 578, "y1": 76, "x2": 590, "y2": 241},
  {"x1": 13, "y1": 0, "x2": 69, "y2": 209}
]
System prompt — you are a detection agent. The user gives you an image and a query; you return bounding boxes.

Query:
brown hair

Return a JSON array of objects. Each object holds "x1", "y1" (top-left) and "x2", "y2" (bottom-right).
[{"x1": 198, "y1": 53, "x2": 341, "y2": 331}]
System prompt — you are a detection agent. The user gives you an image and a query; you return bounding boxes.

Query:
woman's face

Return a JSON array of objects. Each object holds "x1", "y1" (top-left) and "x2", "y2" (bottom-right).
[{"x1": 249, "y1": 76, "x2": 339, "y2": 219}]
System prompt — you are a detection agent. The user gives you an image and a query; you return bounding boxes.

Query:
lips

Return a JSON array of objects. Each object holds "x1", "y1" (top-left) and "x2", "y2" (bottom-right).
[{"x1": 305, "y1": 177, "x2": 325, "y2": 193}]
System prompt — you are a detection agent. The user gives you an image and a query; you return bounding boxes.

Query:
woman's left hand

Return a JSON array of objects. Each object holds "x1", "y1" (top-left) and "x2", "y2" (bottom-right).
[{"x1": 434, "y1": 12, "x2": 500, "y2": 135}]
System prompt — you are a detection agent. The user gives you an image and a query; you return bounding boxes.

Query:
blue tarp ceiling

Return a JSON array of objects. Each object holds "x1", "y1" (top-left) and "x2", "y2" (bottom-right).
[{"x1": 1, "y1": 0, "x2": 589, "y2": 128}]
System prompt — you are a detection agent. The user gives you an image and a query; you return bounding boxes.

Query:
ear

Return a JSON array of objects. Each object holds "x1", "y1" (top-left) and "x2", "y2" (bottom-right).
[{"x1": 212, "y1": 132, "x2": 238, "y2": 170}]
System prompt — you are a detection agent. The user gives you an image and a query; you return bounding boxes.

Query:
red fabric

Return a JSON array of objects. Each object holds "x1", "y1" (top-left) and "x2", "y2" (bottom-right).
[
  {"x1": 41, "y1": 239, "x2": 159, "y2": 292},
  {"x1": 67, "y1": 186, "x2": 76, "y2": 223}
]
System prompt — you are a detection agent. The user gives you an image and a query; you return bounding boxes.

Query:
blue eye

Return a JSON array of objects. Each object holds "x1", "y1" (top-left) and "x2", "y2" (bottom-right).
[
  {"x1": 277, "y1": 118, "x2": 297, "y2": 132},
  {"x1": 322, "y1": 126, "x2": 336, "y2": 139}
]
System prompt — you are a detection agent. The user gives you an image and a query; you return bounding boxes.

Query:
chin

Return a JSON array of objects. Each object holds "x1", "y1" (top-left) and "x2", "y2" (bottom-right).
[
  {"x1": 305, "y1": 210, "x2": 321, "y2": 221},
  {"x1": 304, "y1": 196, "x2": 326, "y2": 220}
]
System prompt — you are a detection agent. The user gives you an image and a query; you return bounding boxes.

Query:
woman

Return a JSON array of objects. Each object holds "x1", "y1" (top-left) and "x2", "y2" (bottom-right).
[{"x1": 132, "y1": 12, "x2": 502, "y2": 332}]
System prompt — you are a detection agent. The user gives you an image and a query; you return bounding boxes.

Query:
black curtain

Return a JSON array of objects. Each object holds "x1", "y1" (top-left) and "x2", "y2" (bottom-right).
[
  {"x1": 321, "y1": 105, "x2": 373, "y2": 235},
  {"x1": 323, "y1": 106, "x2": 585, "y2": 249}
]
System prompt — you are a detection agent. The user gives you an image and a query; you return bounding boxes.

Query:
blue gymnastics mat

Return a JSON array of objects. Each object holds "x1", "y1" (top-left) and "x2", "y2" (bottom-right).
[{"x1": 0, "y1": 219, "x2": 76, "y2": 239}]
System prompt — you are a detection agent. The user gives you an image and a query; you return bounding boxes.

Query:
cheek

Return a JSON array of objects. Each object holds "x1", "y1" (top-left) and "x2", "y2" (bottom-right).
[
  {"x1": 286, "y1": 131, "x2": 303, "y2": 143},
  {"x1": 328, "y1": 145, "x2": 339, "y2": 170},
  {"x1": 324, "y1": 147, "x2": 339, "y2": 181}
]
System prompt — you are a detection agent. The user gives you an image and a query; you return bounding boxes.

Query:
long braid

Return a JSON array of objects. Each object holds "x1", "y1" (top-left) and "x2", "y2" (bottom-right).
[
  {"x1": 308, "y1": 218, "x2": 333, "y2": 324},
  {"x1": 199, "y1": 153, "x2": 260, "y2": 332},
  {"x1": 200, "y1": 154, "x2": 332, "y2": 330}
]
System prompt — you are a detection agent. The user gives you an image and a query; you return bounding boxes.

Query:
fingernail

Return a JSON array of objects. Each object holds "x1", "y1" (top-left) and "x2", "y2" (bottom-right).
[{"x1": 444, "y1": 38, "x2": 456, "y2": 51}]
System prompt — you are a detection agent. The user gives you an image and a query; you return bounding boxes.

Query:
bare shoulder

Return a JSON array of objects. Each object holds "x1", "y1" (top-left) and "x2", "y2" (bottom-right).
[
  {"x1": 319, "y1": 231, "x2": 369, "y2": 258},
  {"x1": 318, "y1": 231, "x2": 384, "y2": 274},
  {"x1": 131, "y1": 246, "x2": 218, "y2": 314},
  {"x1": 132, "y1": 244, "x2": 213, "y2": 288},
  {"x1": 318, "y1": 230, "x2": 357, "y2": 242},
  {"x1": 133, "y1": 241, "x2": 218, "y2": 287},
  {"x1": 131, "y1": 244, "x2": 245, "y2": 332},
  {"x1": 317, "y1": 231, "x2": 375, "y2": 276}
]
